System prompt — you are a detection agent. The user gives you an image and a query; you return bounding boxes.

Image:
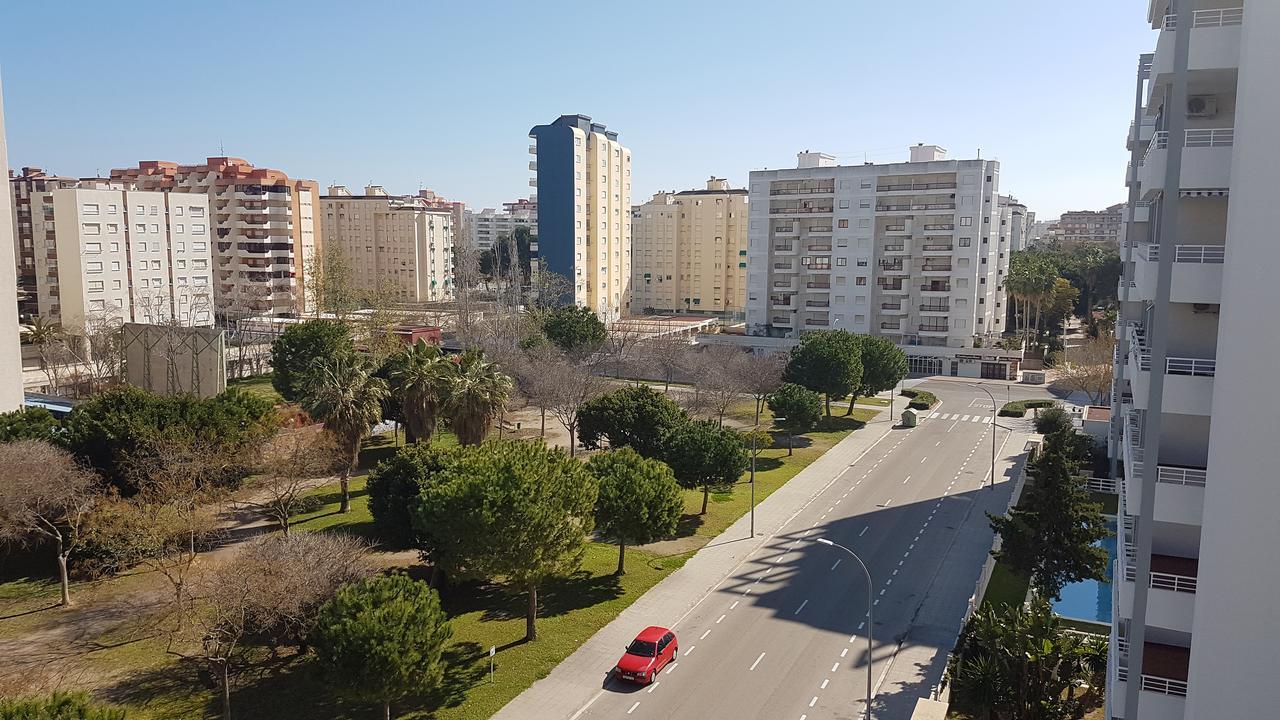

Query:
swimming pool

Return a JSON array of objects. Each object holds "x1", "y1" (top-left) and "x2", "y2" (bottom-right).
[{"x1": 1051, "y1": 518, "x2": 1118, "y2": 623}]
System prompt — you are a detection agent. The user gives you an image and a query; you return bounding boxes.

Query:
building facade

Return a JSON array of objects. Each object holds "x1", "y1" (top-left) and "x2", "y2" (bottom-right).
[
  {"x1": 529, "y1": 114, "x2": 631, "y2": 319},
  {"x1": 746, "y1": 145, "x2": 1017, "y2": 378},
  {"x1": 0, "y1": 76, "x2": 22, "y2": 411},
  {"x1": 1056, "y1": 203, "x2": 1126, "y2": 246},
  {"x1": 321, "y1": 184, "x2": 454, "y2": 302},
  {"x1": 112, "y1": 157, "x2": 320, "y2": 318},
  {"x1": 631, "y1": 178, "x2": 748, "y2": 316},
  {"x1": 998, "y1": 194, "x2": 1033, "y2": 252},
  {"x1": 1108, "y1": 2, "x2": 1273, "y2": 718},
  {"x1": 8, "y1": 173, "x2": 216, "y2": 330},
  {"x1": 465, "y1": 200, "x2": 536, "y2": 251}
]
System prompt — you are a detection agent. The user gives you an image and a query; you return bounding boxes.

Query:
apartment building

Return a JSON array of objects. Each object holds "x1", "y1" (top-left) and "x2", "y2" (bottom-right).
[
  {"x1": 1056, "y1": 203, "x2": 1126, "y2": 246},
  {"x1": 112, "y1": 157, "x2": 320, "y2": 318},
  {"x1": 321, "y1": 184, "x2": 454, "y2": 302},
  {"x1": 0, "y1": 76, "x2": 21, "y2": 411},
  {"x1": 746, "y1": 145, "x2": 1019, "y2": 379},
  {"x1": 631, "y1": 178, "x2": 748, "y2": 316},
  {"x1": 9, "y1": 172, "x2": 216, "y2": 330},
  {"x1": 528, "y1": 114, "x2": 631, "y2": 319},
  {"x1": 997, "y1": 194, "x2": 1034, "y2": 252},
  {"x1": 1107, "y1": 2, "x2": 1274, "y2": 718},
  {"x1": 465, "y1": 200, "x2": 536, "y2": 251}
]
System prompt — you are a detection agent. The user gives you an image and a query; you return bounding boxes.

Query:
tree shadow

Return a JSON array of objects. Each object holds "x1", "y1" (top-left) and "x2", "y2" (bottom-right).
[
  {"x1": 471, "y1": 570, "x2": 624, "y2": 624},
  {"x1": 816, "y1": 416, "x2": 868, "y2": 433},
  {"x1": 675, "y1": 512, "x2": 706, "y2": 537},
  {"x1": 753, "y1": 456, "x2": 784, "y2": 473},
  {"x1": 769, "y1": 431, "x2": 814, "y2": 452}
]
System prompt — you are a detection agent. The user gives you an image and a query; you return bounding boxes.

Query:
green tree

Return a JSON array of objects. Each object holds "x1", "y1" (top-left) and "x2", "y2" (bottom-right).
[
  {"x1": 766, "y1": 383, "x2": 822, "y2": 456},
  {"x1": 587, "y1": 448, "x2": 683, "y2": 575},
  {"x1": 852, "y1": 336, "x2": 907, "y2": 415},
  {"x1": 948, "y1": 598, "x2": 1102, "y2": 720},
  {"x1": 988, "y1": 441, "x2": 1109, "y2": 600},
  {"x1": 663, "y1": 420, "x2": 748, "y2": 515},
  {"x1": 0, "y1": 692, "x2": 127, "y2": 720},
  {"x1": 0, "y1": 406, "x2": 59, "y2": 442},
  {"x1": 299, "y1": 354, "x2": 388, "y2": 513},
  {"x1": 311, "y1": 573, "x2": 452, "y2": 720},
  {"x1": 269, "y1": 320, "x2": 353, "y2": 402},
  {"x1": 783, "y1": 330, "x2": 862, "y2": 416},
  {"x1": 387, "y1": 340, "x2": 451, "y2": 444},
  {"x1": 416, "y1": 440, "x2": 598, "y2": 640},
  {"x1": 367, "y1": 443, "x2": 452, "y2": 551},
  {"x1": 577, "y1": 385, "x2": 689, "y2": 458},
  {"x1": 542, "y1": 305, "x2": 607, "y2": 356},
  {"x1": 1032, "y1": 404, "x2": 1074, "y2": 436},
  {"x1": 443, "y1": 349, "x2": 512, "y2": 446}
]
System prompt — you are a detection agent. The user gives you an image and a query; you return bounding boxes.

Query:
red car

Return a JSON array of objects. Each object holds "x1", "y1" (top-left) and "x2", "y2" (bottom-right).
[{"x1": 614, "y1": 626, "x2": 678, "y2": 684}]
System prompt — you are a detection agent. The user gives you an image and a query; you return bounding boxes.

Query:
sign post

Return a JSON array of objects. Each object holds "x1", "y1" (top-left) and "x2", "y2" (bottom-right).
[{"x1": 489, "y1": 646, "x2": 496, "y2": 683}]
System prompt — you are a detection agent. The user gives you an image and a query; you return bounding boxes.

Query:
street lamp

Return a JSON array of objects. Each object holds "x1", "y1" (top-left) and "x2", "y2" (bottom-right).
[
  {"x1": 815, "y1": 538, "x2": 874, "y2": 720},
  {"x1": 969, "y1": 383, "x2": 998, "y2": 489},
  {"x1": 750, "y1": 416, "x2": 784, "y2": 538}
]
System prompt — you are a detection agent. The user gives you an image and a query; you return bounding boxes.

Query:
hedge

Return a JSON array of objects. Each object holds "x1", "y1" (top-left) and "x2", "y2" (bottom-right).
[
  {"x1": 998, "y1": 398, "x2": 1056, "y2": 417},
  {"x1": 899, "y1": 388, "x2": 938, "y2": 410}
]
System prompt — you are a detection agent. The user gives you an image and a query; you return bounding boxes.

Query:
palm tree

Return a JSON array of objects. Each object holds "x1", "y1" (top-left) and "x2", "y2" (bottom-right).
[
  {"x1": 26, "y1": 316, "x2": 66, "y2": 391},
  {"x1": 300, "y1": 353, "x2": 388, "y2": 513},
  {"x1": 444, "y1": 348, "x2": 512, "y2": 446},
  {"x1": 388, "y1": 340, "x2": 451, "y2": 445}
]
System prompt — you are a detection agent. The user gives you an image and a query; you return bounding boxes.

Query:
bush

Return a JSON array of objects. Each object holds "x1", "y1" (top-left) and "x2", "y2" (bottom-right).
[
  {"x1": 0, "y1": 691, "x2": 126, "y2": 719},
  {"x1": 367, "y1": 443, "x2": 453, "y2": 549},
  {"x1": 998, "y1": 398, "x2": 1056, "y2": 418},
  {"x1": 899, "y1": 388, "x2": 938, "y2": 410},
  {"x1": 1033, "y1": 404, "x2": 1073, "y2": 435},
  {"x1": 0, "y1": 407, "x2": 60, "y2": 442}
]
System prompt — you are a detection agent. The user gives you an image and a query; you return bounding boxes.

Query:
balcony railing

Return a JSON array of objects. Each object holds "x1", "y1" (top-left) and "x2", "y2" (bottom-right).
[
  {"x1": 1141, "y1": 244, "x2": 1225, "y2": 263},
  {"x1": 773, "y1": 245, "x2": 795, "y2": 252},
  {"x1": 774, "y1": 226, "x2": 795, "y2": 233},
  {"x1": 880, "y1": 322, "x2": 901, "y2": 330},
  {"x1": 921, "y1": 264, "x2": 952, "y2": 272},
  {"x1": 920, "y1": 304, "x2": 950, "y2": 312},
  {"x1": 1150, "y1": 571, "x2": 1198, "y2": 594},
  {"x1": 1162, "y1": 7, "x2": 1243, "y2": 29},
  {"x1": 770, "y1": 206, "x2": 833, "y2": 214},
  {"x1": 1115, "y1": 668, "x2": 1190, "y2": 697},
  {"x1": 919, "y1": 323, "x2": 949, "y2": 332},
  {"x1": 773, "y1": 263, "x2": 795, "y2": 270},
  {"x1": 879, "y1": 262, "x2": 905, "y2": 271},
  {"x1": 770, "y1": 186, "x2": 836, "y2": 196},
  {"x1": 805, "y1": 318, "x2": 830, "y2": 326},
  {"x1": 807, "y1": 244, "x2": 832, "y2": 252},
  {"x1": 1185, "y1": 127, "x2": 1235, "y2": 147},
  {"x1": 921, "y1": 243, "x2": 953, "y2": 251},
  {"x1": 805, "y1": 300, "x2": 830, "y2": 308},
  {"x1": 772, "y1": 316, "x2": 793, "y2": 325},
  {"x1": 884, "y1": 224, "x2": 906, "y2": 232},
  {"x1": 876, "y1": 203, "x2": 956, "y2": 212},
  {"x1": 1157, "y1": 465, "x2": 1207, "y2": 487},
  {"x1": 876, "y1": 182, "x2": 957, "y2": 192},
  {"x1": 807, "y1": 225, "x2": 833, "y2": 233},
  {"x1": 923, "y1": 224, "x2": 954, "y2": 231},
  {"x1": 806, "y1": 282, "x2": 831, "y2": 289},
  {"x1": 883, "y1": 244, "x2": 905, "y2": 252},
  {"x1": 920, "y1": 283, "x2": 951, "y2": 292}
]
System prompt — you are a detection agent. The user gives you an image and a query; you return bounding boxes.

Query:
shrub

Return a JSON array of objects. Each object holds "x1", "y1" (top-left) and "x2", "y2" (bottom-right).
[
  {"x1": 900, "y1": 388, "x2": 938, "y2": 410},
  {"x1": 367, "y1": 443, "x2": 453, "y2": 549},
  {"x1": 1033, "y1": 404, "x2": 1074, "y2": 435},
  {"x1": 0, "y1": 691, "x2": 127, "y2": 719},
  {"x1": 998, "y1": 398, "x2": 1056, "y2": 418}
]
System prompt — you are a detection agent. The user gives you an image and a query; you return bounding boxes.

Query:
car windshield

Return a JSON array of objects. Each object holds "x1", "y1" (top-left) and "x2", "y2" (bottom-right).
[{"x1": 626, "y1": 640, "x2": 657, "y2": 657}]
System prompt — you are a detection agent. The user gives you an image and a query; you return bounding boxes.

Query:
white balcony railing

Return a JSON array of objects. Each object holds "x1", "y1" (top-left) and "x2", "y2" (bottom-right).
[
  {"x1": 1163, "y1": 7, "x2": 1244, "y2": 30},
  {"x1": 1142, "y1": 244, "x2": 1226, "y2": 263},
  {"x1": 1150, "y1": 571, "x2": 1198, "y2": 593},
  {"x1": 1157, "y1": 465, "x2": 1208, "y2": 487},
  {"x1": 1185, "y1": 127, "x2": 1235, "y2": 147},
  {"x1": 1142, "y1": 674, "x2": 1189, "y2": 697}
]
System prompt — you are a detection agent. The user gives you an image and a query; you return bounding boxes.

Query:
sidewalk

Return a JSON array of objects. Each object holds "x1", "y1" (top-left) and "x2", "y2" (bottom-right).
[{"x1": 492, "y1": 412, "x2": 897, "y2": 720}]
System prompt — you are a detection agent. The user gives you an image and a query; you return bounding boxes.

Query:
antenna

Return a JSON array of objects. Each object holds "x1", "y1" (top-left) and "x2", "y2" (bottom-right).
[{"x1": 218, "y1": 139, "x2": 225, "y2": 155}]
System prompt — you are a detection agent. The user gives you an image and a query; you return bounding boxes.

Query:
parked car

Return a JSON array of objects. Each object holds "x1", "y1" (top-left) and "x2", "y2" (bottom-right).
[{"x1": 614, "y1": 626, "x2": 678, "y2": 684}]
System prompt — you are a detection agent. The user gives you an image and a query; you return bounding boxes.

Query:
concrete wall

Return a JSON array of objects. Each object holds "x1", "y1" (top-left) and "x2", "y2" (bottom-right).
[{"x1": 0, "y1": 74, "x2": 21, "y2": 410}]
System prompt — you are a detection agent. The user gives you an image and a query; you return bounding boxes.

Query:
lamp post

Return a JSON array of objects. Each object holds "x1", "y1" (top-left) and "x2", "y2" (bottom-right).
[
  {"x1": 750, "y1": 416, "x2": 784, "y2": 538},
  {"x1": 970, "y1": 382, "x2": 998, "y2": 489},
  {"x1": 815, "y1": 538, "x2": 874, "y2": 720}
]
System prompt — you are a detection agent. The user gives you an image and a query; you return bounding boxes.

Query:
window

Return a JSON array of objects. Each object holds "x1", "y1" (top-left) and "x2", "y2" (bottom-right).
[
  {"x1": 107, "y1": 224, "x2": 119, "y2": 234},
  {"x1": 112, "y1": 279, "x2": 122, "y2": 290},
  {"x1": 82, "y1": 223, "x2": 101, "y2": 235},
  {"x1": 839, "y1": 200, "x2": 850, "y2": 209},
  {"x1": 958, "y1": 237, "x2": 972, "y2": 247},
  {"x1": 111, "y1": 261, "x2": 120, "y2": 271},
  {"x1": 856, "y1": 258, "x2": 868, "y2": 267},
  {"x1": 140, "y1": 278, "x2": 150, "y2": 289},
  {"x1": 152, "y1": 260, "x2": 162, "y2": 270},
  {"x1": 192, "y1": 259, "x2": 208, "y2": 270},
  {"x1": 150, "y1": 224, "x2": 160, "y2": 233},
  {"x1": 87, "y1": 280, "x2": 104, "y2": 292},
  {"x1": 860, "y1": 179, "x2": 872, "y2": 189},
  {"x1": 838, "y1": 219, "x2": 849, "y2": 228},
  {"x1": 836, "y1": 258, "x2": 848, "y2": 266},
  {"x1": 107, "y1": 204, "x2": 118, "y2": 215},
  {"x1": 82, "y1": 203, "x2": 99, "y2": 215},
  {"x1": 193, "y1": 276, "x2": 209, "y2": 286},
  {"x1": 855, "y1": 277, "x2": 867, "y2": 286},
  {"x1": 175, "y1": 224, "x2": 185, "y2": 233},
  {"x1": 149, "y1": 205, "x2": 159, "y2": 216},
  {"x1": 109, "y1": 242, "x2": 119, "y2": 252},
  {"x1": 90, "y1": 300, "x2": 106, "y2": 310},
  {"x1": 189, "y1": 206, "x2": 205, "y2": 218},
  {"x1": 854, "y1": 314, "x2": 866, "y2": 324},
  {"x1": 959, "y1": 217, "x2": 973, "y2": 227},
  {"x1": 86, "y1": 261, "x2": 103, "y2": 273},
  {"x1": 177, "y1": 259, "x2": 187, "y2": 269},
  {"x1": 193, "y1": 242, "x2": 207, "y2": 252},
  {"x1": 85, "y1": 242, "x2": 102, "y2": 253},
  {"x1": 835, "y1": 295, "x2": 846, "y2": 303},
  {"x1": 174, "y1": 206, "x2": 184, "y2": 216},
  {"x1": 135, "y1": 223, "x2": 146, "y2": 234}
]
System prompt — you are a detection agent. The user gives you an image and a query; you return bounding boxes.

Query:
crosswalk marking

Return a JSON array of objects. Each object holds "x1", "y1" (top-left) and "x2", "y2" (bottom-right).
[
  {"x1": 983, "y1": 416, "x2": 992, "y2": 424},
  {"x1": 960, "y1": 415, "x2": 971, "y2": 422},
  {"x1": 932, "y1": 412, "x2": 995, "y2": 423},
  {"x1": 970, "y1": 415, "x2": 981, "y2": 423},
  {"x1": 929, "y1": 412, "x2": 940, "y2": 419}
]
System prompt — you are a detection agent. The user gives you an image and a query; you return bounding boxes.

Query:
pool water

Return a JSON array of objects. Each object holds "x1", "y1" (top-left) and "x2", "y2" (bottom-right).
[{"x1": 1051, "y1": 519, "x2": 1118, "y2": 623}]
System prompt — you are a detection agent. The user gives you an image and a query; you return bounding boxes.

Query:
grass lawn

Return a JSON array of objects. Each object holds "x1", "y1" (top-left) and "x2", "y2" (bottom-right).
[
  {"x1": 1, "y1": 407, "x2": 878, "y2": 719},
  {"x1": 226, "y1": 374, "x2": 284, "y2": 405},
  {"x1": 981, "y1": 562, "x2": 1030, "y2": 610}
]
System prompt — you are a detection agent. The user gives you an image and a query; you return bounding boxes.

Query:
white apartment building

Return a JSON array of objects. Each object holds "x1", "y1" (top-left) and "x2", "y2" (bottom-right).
[
  {"x1": 528, "y1": 114, "x2": 631, "y2": 319},
  {"x1": 746, "y1": 146, "x2": 1020, "y2": 378},
  {"x1": 9, "y1": 173, "x2": 216, "y2": 330},
  {"x1": 631, "y1": 178, "x2": 748, "y2": 316},
  {"x1": 998, "y1": 194, "x2": 1033, "y2": 252},
  {"x1": 1108, "y1": 2, "x2": 1275, "y2": 718},
  {"x1": 112, "y1": 158, "x2": 320, "y2": 318},
  {"x1": 465, "y1": 200, "x2": 536, "y2": 251},
  {"x1": 0, "y1": 75, "x2": 21, "y2": 411},
  {"x1": 321, "y1": 184, "x2": 454, "y2": 302}
]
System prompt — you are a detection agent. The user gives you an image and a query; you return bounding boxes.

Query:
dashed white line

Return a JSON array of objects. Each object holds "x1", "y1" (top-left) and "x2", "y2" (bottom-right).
[
  {"x1": 750, "y1": 652, "x2": 766, "y2": 671},
  {"x1": 716, "y1": 614, "x2": 726, "y2": 624},
  {"x1": 857, "y1": 621, "x2": 865, "y2": 630},
  {"x1": 920, "y1": 456, "x2": 928, "y2": 464},
  {"x1": 936, "y1": 440, "x2": 942, "y2": 446},
  {"x1": 701, "y1": 629, "x2": 711, "y2": 640},
  {"x1": 886, "y1": 578, "x2": 893, "y2": 585},
  {"x1": 731, "y1": 600, "x2": 739, "y2": 610},
  {"x1": 892, "y1": 568, "x2": 899, "y2": 576},
  {"x1": 830, "y1": 662, "x2": 840, "y2": 672},
  {"x1": 820, "y1": 678, "x2": 830, "y2": 690},
  {"x1": 647, "y1": 681, "x2": 661, "y2": 693},
  {"x1": 830, "y1": 559, "x2": 842, "y2": 571},
  {"x1": 627, "y1": 701, "x2": 640, "y2": 714},
  {"x1": 841, "y1": 648, "x2": 849, "y2": 657},
  {"x1": 873, "y1": 598, "x2": 881, "y2": 606},
  {"x1": 902, "y1": 475, "x2": 911, "y2": 484},
  {"x1": 685, "y1": 645, "x2": 695, "y2": 655},
  {"x1": 794, "y1": 599, "x2": 809, "y2": 615},
  {"x1": 809, "y1": 697, "x2": 818, "y2": 708},
  {"x1": 858, "y1": 526, "x2": 869, "y2": 537},
  {"x1": 666, "y1": 662, "x2": 678, "y2": 674}
]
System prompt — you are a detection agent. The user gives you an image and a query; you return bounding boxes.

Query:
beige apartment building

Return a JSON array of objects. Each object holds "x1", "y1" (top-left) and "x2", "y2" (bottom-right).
[
  {"x1": 631, "y1": 178, "x2": 748, "y2": 316},
  {"x1": 0, "y1": 76, "x2": 21, "y2": 410},
  {"x1": 112, "y1": 157, "x2": 320, "y2": 318},
  {"x1": 9, "y1": 169, "x2": 217, "y2": 330},
  {"x1": 321, "y1": 185, "x2": 454, "y2": 302}
]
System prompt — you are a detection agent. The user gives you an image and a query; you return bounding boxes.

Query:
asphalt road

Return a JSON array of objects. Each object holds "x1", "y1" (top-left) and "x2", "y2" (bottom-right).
[{"x1": 572, "y1": 381, "x2": 1024, "y2": 720}]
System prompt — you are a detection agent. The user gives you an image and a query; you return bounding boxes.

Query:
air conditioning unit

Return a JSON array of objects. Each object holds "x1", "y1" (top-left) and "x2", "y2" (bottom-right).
[
  {"x1": 1192, "y1": 303, "x2": 1220, "y2": 314},
  {"x1": 1187, "y1": 95, "x2": 1218, "y2": 118}
]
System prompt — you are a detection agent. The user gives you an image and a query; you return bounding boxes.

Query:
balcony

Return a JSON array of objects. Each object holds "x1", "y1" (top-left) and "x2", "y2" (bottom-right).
[
  {"x1": 773, "y1": 244, "x2": 798, "y2": 254},
  {"x1": 875, "y1": 202, "x2": 956, "y2": 213},
  {"x1": 1132, "y1": 201, "x2": 1152, "y2": 223},
  {"x1": 1138, "y1": 128, "x2": 1234, "y2": 197},
  {"x1": 1132, "y1": 243, "x2": 1224, "y2": 304},
  {"x1": 880, "y1": 302, "x2": 907, "y2": 315},
  {"x1": 920, "y1": 283, "x2": 951, "y2": 294},
  {"x1": 876, "y1": 181, "x2": 957, "y2": 193},
  {"x1": 919, "y1": 303, "x2": 950, "y2": 314},
  {"x1": 528, "y1": 145, "x2": 537, "y2": 155},
  {"x1": 921, "y1": 243, "x2": 953, "y2": 253},
  {"x1": 1122, "y1": 422, "x2": 1206, "y2": 527},
  {"x1": 772, "y1": 262, "x2": 796, "y2": 272},
  {"x1": 1150, "y1": 7, "x2": 1242, "y2": 86},
  {"x1": 769, "y1": 203, "x2": 833, "y2": 215},
  {"x1": 1126, "y1": 334, "x2": 1215, "y2": 416},
  {"x1": 806, "y1": 281, "x2": 831, "y2": 290},
  {"x1": 921, "y1": 263, "x2": 952, "y2": 275},
  {"x1": 804, "y1": 300, "x2": 830, "y2": 308},
  {"x1": 882, "y1": 224, "x2": 908, "y2": 235},
  {"x1": 1128, "y1": 118, "x2": 1158, "y2": 151},
  {"x1": 771, "y1": 315, "x2": 794, "y2": 326},
  {"x1": 769, "y1": 183, "x2": 835, "y2": 196},
  {"x1": 1113, "y1": 642, "x2": 1189, "y2": 719},
  {"x1": 806, "y1": 244, "x2": 832, "y2": 252},
  {"x1": 918, "y1": 324, "x2": 949, "y2": 336},
  {"x1": 1119, "y1": 553, "x2": 1197, "y2": 633},
  {"x1": 806, "y1": 225, "x2": 833, "y2": 234},
  {"x1": 878, "y1": 261, "x2": 907, "y2": 274},
  {"x1": 879, "y1": 321, "x2": 902, "y2": 331},
  {"x1": 882, "y1": 243, "x2": 906, "y2": 254},
  {"x1": 922, "y1": 223, "x2": 954, "y2": 233}
]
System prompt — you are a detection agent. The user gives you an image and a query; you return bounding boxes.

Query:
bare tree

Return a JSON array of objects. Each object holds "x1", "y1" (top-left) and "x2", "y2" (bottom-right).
[
  {"x1": 696, "y1": 346, "x2": 750, "y2": 426},
  {"x1": 543, "y1": 352, "x2": 610, "y2": 456},
  {"x1": 247, "y1": 427, "x2": 342, "y2": 535},
  {"x1": 602, "y1": 322, "x2": 644, "y2": 379},
  {"x1": 505, "y1": 343, "x2": 559, "y2": 437},
  {"x1": 645, "y1": 332, "x2": 693, "y2": 393},
  {"x1": 739, "y1": 351, "x2": 786, "y2": 425},
  {"x1": 0, "y1": 441, "x2": 103, "y2": 606},
  {"x1": 1053, "y1": 334, "x2": 1116, "y2": 405}
]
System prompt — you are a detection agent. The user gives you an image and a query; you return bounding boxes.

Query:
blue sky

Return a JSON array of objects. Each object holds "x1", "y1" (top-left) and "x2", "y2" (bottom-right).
[{"x1": 2, "y1": 1, "x2": 1152, "y2": 219}]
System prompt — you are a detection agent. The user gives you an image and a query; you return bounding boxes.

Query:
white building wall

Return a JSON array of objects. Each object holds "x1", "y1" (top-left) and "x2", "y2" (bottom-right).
[{"x1": 0, "y1": 75, "x2": 21, "y2": 410}]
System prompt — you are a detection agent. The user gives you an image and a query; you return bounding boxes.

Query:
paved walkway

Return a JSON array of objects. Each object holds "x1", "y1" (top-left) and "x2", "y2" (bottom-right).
[{"x1": 492, "y1": 412, "x2": 896, "y2": 720}]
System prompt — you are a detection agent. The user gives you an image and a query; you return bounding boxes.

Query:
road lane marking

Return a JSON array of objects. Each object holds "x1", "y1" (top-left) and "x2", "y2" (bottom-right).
[
  {"x1": 887, "y1": 578, "x2": 893, "y2": 585},
  {"x1": 627, "y1": 701, "x2": 640, "y2": 714},
  {"x1": 849, "y1": 634, "x2": 857, "y2": 642},
  {"x1": 892, "y1": 568, "x2": 899, "y2": 576},
  {"x1": 874, "y1": 598, "x2": 880, "y2": 606},
  {"x1": 803, "y1": 529, "x2": 812, "y2": 537},
  {"x1": 858, "y1": 621, "x2": 865, "y2": 630},
  {"x1": 809, "y1": 697, "x2": 818, "y2": 708},
  {"x1": 750, "y1": 652, "x2": 766, "y2": 671},
  {"x1": 961, "y1": 415, "x2": 971, "y2": 422},
  {"x1": 879, "y1": 588, "x2": 886, "y2": 596},
  {"x1": 794, "y1": 599, "x2": 809, "y2": 615},
  {"x1": 717, "y1": 614, "x2": 726, "y2": 624},
  {"x1": 701, "y1": 629, "x2": 711, "y2": 640},
  {"x1": 685, "y1": 645, "x2": 695, "y2": 655},
  {"x1": 831, "y1": 559, "x2": 842, "y2": 570},
  {"x1": 826, "y1": 507, "x2": 833, "y2": 513},
  {"x1": 929, "y1": 412, "x2": 939, "y2": 418},
  {"x1": 902, "y1": 475, "x2": 911, "y2": 484},
  {"x1": 842, "y1": 648, "x2": 849, "y2": 657},
  {"x1": 984, "y1": 416, "x2": 993, "y2": 424},
  {"x1": 821, "y1": 678, "x2": 830, "y2": 690},
  {"x1": 881, "y1": 498, "x2": 894, "y2": 507},
  {"x1": 936, "y1": 440, "x2": 941, "y2": 446},
  {"x1": 920, "y1": 456, "x2": 928, "y2": 463},
  {"x1": 647, "y1": 681, "x2": 660, "y2": 693},
  {"x1": 731, "y1": 600, "x2": 739, "y2": 609},
  {"x1": 831, "y1": 663, "x2": 840, "y2": 672},
  {"x1": 666, "y1": 662, "x2": 678, "y2": 673},
  {"x1": 859, "y1": 526, "x2": 869, "y2": 537}
]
